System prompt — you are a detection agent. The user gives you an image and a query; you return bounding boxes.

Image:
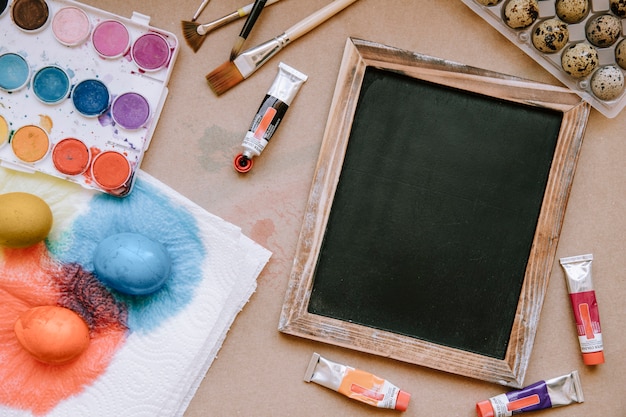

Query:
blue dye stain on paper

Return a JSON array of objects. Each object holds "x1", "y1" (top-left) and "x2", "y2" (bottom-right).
[{"x1": 50, "y1": 178, "x2": 206, "y2": 332}]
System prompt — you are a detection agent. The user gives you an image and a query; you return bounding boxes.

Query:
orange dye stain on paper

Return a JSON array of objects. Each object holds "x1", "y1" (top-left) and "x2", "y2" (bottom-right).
[{"x1": 0, "y1": 244, "x2": 128, "y2": 415}]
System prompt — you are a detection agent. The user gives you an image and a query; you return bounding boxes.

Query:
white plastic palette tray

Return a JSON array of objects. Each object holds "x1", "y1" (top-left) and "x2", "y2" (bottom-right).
[
  {"x1": 0, "y1": 0, "x2": 179, "y2": 196},
  {"x1": 461, "y1": 0, "x2": 626, "y2": 118}
]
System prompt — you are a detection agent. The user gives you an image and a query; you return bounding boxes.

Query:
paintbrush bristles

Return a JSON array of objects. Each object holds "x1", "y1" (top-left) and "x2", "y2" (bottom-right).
[
  {"x1": 181, "y1": 21, "x2": 207, "y2": 53},
  {"x1": 206, "y1": 61, "x2": 245, "y2": 95},
  {"x1": 230, "y1": 37, "x2": 245, "y2": 61}
]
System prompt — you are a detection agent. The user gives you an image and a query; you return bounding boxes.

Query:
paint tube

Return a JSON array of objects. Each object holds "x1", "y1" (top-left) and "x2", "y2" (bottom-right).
[
  {"x1": 476, "y1": 371, "x2": 584, "y2": 417},
  {"x1": 303, "y1": 352, "x2": 411, "y2": 411},
  {"x1": 233, "y1": 62, "x2": 308, "y2": 173},
  {"x1": 559, "y1": 253, "x2": 605, "y2": 365}
]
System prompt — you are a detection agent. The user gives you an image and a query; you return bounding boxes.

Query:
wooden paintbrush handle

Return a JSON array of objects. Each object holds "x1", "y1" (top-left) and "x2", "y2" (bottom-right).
[{"x1": 283, "y1": 0, "x2": 360, "y2": 42}]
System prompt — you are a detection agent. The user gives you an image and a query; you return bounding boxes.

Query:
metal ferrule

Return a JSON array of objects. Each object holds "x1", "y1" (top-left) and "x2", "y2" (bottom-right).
[{"x1": 235, "y1": 33, "x2": 290, "y2": 77}]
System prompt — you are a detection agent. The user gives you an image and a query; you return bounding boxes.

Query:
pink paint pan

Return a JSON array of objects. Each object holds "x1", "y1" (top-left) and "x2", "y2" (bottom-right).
[
  {"x1": 92, "y1": 20, "x2": 131, "y2": 59},
  {"x1": 52, "y1": 6, "x2": 91, "y2": 46}
]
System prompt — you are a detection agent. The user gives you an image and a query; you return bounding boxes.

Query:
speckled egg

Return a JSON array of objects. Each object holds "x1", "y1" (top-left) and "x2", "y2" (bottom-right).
[
  {"x1": 585, "y1": 14, "x2": 622, "y2": 48},
  {"x1": 93, "y1": 232, "x2": 172, "y2": 295},
  {"x1": 14, "y1": 306, "x2": 90, "y2": 365},
  {"x1": 591, "y1": 65, "x2": 625, "y2": 100},
  {"x1": 503, "y1": 0, "x2": 539, "y2": 29},
  {"x1": 610, "y1": 0, "x2": 626, "y2": 17},
  {"x1": 614, "y1": 39, "x2": 626, "y2": 69},
  {"x1": 0, "y1": 192, "x2": 53, "y2": 248},
  {"x1": 555, "y1": 0, "x2": 590, "y2": 24},
  {"x1": 532, "y1": 19, "x2": 569, "y2": 53},
  {"x1": 476, "y1": 0, "x2": 502, "y2": 5},
  {"x1": 561, "y1": 43, "x2": 599, "y2": 78}
]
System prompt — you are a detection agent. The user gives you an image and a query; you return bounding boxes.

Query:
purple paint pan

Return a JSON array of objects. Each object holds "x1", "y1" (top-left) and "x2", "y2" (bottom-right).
[
  {"x1": 111, "y1": 92, "x2": 151, "y2": 130},
  {"x1": 131, "y1": 32, "x2": 171, "y2": 71}
]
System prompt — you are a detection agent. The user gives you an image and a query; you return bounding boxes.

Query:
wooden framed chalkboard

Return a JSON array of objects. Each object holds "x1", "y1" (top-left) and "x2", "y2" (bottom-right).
[{"x1": 279, "y1": 38, "x2": 590, "y2": 388}]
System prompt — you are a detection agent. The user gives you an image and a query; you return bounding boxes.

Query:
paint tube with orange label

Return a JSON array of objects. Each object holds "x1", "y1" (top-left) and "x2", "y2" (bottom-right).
[
  {"x1": 475, "y1": 371, "x2": 584, "y2": 417},
  {"x1": 559, "y1": 253, "x2": 605, "y2": 365},
  {"x1": 233, "y1": 62, "x2": 307, "y2": 173},
  {"x1": 303, "y1": 352, "x2": 411, "y2": 411}
]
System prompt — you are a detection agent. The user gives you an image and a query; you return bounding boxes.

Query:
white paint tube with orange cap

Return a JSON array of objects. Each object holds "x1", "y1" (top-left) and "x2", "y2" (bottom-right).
[
  {"x1": 303, "y1": 352, "x2": 411, "y2": 412},
  {"x1": 233, "y1": 62, "x2": 307, "y2": 173},
  {"x1": 559, "y1": 253, "x2": 605, "y2": 365}
]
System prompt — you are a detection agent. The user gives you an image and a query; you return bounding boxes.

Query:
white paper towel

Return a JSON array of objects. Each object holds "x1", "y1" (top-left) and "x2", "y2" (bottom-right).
[{"x1": 0, "y1": 168, "x2": 271, "y2": 416}]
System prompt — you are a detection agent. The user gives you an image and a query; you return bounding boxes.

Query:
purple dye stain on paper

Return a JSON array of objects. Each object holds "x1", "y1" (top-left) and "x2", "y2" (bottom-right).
[{"x1": 112, "y1": 92, "x2": 150, "y2": 130}]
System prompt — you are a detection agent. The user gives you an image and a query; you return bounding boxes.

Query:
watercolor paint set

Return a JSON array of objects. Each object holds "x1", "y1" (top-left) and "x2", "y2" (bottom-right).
[
  {"x1": 461, "y1": 0, "x2": 626, "y2": 118},
  {"x1": 0, "y1": 0, "x2": 179, "y2": 196}
]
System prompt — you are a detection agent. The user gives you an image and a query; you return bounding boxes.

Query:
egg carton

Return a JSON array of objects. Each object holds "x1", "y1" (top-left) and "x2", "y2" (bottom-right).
[{"x1": 461, "y1": 0, "x2": 626, "y2": 118}]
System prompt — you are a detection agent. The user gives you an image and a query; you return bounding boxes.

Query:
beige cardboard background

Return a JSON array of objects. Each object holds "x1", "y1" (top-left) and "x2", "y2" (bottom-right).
[{"x1": 76, "y1": 0, "x2": 626, "y2": 415}]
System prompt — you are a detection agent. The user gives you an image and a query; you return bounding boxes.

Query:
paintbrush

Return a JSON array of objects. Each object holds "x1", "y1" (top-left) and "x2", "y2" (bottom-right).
[
  {"x1": 207, "y1": 0, "x2": 360, "y2": 95},
  {"x1": 182, "y1": 0, "x2": 282, "y2": 53},
  {"x1": 230, "y1": 0, "x2": 268, "y2": 60},
  {"x1": 191, "y1": 0, "x2": 211, "y2": 22}
]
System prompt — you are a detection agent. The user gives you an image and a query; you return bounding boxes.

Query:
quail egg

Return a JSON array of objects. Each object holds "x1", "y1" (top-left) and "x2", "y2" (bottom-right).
[
  {"x1": 615, "y1": 38, "x2": 626, "y2": 69},
  {"x1": 532, "y1": 18, "x2": 570, "y2": 53},
  {"x1": 555, "y1": 0, "x2": 590, "y2": 24},
  {"x1": 610, "y1": 0, "x2": 626, "y2": 17},
  {"x1": 561, "y1": 43, "x2": 599, "y2": 78},
  {"x1": 586, "y1": 14, "x2": 622, "y2": 48},
  {"x1": 591, "y1": 65, "x2": 625, "y2": 100},
  {"x1": 476, "y1": 0, "x2": 501, "y2": 5},
  {"x1": 503, "y1": 0, "x2": 539, "y2": 29}
]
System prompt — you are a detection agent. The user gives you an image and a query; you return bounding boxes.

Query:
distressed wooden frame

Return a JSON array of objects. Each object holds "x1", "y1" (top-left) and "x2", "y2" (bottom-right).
[{"x1": 279, "y1": 38, "x2": 590, "y2": 388}]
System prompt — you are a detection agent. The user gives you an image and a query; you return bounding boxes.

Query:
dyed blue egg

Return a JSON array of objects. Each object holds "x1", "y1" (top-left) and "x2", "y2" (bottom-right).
[{"x1": 93, "y1": 232, "x2": 171, "y2": 295}]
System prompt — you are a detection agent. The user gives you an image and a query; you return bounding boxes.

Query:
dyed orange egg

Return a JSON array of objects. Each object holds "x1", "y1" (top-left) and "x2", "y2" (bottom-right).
[{"x1": 14, "y1": 306, "x2": 90, "y2": 365}]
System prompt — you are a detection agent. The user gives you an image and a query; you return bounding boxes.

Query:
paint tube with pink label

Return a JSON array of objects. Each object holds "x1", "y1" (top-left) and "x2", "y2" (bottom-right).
[
  {"x1": 233, "y1": 62, "x2": 307, "y2": 173},
  {"x1": 475, "y1": 371, "x2": 584, "y2": 417},
  {"x1": 559, "y1": 253, "x2": 605, "y2": 365}
]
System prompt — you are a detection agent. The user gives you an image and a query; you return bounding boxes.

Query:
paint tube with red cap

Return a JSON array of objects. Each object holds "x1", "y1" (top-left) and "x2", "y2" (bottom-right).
[
  {"x1": 559, "y1": 253, "x2": 605, "y2": 365},
  {"x1": 475, "y1": 371, "x2": 584, "y2": 417},
  {"x1": 303, "y1": 352, "x2": 411, "y2": 412},
  {"x1": 233, "y1": 62, "x2": 307, "y2": 173}
]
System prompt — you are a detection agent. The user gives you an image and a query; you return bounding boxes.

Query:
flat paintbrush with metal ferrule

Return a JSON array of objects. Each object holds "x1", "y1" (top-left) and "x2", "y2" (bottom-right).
[{"x1": 207, "y1": 0, "x2": 360, "y2": 96}]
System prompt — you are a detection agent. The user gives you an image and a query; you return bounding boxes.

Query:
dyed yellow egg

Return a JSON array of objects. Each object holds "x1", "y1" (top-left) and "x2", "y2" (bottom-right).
[
  {"x1": 14, "y1": 306, "x2": 90, "y2": 365},
  {"x1": 0, "y1": 192, "x2": 53, "y2": 248}
]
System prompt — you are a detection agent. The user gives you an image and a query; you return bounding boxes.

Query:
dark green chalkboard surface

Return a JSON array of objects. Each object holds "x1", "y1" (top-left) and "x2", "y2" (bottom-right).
[
  {"x1": 279, "y1": 38, "x2": 590, "y2": 387},
  {"x1": 308, "y1": 68, "x2": 563, "y2": 359}
]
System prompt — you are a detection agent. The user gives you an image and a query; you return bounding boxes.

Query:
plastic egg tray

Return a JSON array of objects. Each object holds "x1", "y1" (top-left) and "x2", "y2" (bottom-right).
[{"x1": 461, "y1": 0, "x2": 626, "y2": 118}]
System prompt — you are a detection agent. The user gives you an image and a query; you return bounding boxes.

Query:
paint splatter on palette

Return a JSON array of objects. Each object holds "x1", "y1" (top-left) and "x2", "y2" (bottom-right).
[
  {"x1": 0, "y1": 0, "x2": 179, "y2": 196},
  {"x1": 0, "y1": 167, "x2": 272, "y2": 416}
]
